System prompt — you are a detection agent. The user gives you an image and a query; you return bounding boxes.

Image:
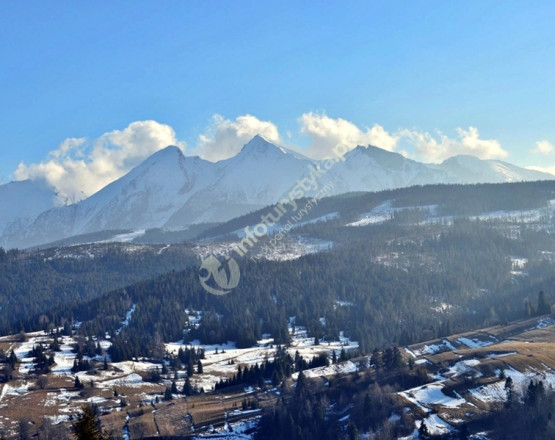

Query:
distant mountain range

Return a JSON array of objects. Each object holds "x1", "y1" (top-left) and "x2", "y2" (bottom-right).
[{"x1": 1, "y1": 135, "x2": 552, "y2": 249}]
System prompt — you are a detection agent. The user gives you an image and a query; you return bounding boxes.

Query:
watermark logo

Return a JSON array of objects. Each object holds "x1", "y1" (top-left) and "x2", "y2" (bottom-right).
[
  {"x1": 199, "y1": 255, "x2": 240, "y2": 296},
  {"x1": 199, "y1": 142, "x2": 348, "y2": 295}
]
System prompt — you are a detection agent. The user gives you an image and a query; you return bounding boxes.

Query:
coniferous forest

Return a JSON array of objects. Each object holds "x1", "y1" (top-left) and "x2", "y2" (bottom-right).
[{"x1": 1, "y1": 181, "x2": 555, "y2": 439}]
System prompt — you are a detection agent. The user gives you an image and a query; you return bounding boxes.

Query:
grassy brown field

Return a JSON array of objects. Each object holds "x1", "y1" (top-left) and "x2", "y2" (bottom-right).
[{"x1": 0, "y1": 314, "x2": 553, "y2": 439}]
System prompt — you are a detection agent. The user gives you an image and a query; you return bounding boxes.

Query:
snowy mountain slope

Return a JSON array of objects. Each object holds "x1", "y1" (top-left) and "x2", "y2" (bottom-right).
[
  {"x1": 325, "y1": 146, "x2": 444, "y2": 193},
  {"x1": 1, "y1": 136, "x2": 553, "y2": 249},
  {"x1": 0, "y1": 179, "x2": 60, "y2": 237},
  {"x1": 0, "y1": 137, "x2": 313, "y2": 248},
  {"x1": 2, "y1": 146, "x2": 219, "y2": 249},
  {"x1": 325, "y1": 146, "x2": 552, "y2": 193},
  {"x1": 164, "y1": 135, "x2": 313, "y2": 227},
  {"x1": 433, "y1": 155, "x2": 551, "y2": 183},
  {"x1": 70, "y1": 146, "x2": 218, "y2": 233}
]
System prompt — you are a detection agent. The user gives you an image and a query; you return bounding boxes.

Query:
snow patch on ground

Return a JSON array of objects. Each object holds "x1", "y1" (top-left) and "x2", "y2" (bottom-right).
[
  {"x1": 411, "y1": 339, "x2": 456, "y2": 357},
  {"x1": 292, "y1": 360, "x2": 358, "y2": 379},
  {"x1": 445, "y1": 359, "x2": 482, "y2": 378},
  {"x1": 422, "y1": 413, "x2": 454, "y2": 436},
  {"x1": 457, "y1": 337, "x2": 493, "y2": 349},
  {"x1": 346, "y1": 201, "x2": 395, "y2": 227},
  {"x1": 105, "y1": 230, "x2": 146, "y2": 243},
  {"x1": 400, "y1": 383, "x2": 467, "y2": 410},
  {"x1": 116, "y1": 304, "x2": 136, "y2": 335},
  {"x1": 192, "y1": 416, "x2": 260, "y2": 439},
  {"x1": 536, "y1": 317, "x2": 555, "y2": 329},
  {"x1": 469, "y1": 381, "x2": 507, "y2": 403},
  {"x1": 166, "y1": 326, "x2": 358, "y2": 391}
]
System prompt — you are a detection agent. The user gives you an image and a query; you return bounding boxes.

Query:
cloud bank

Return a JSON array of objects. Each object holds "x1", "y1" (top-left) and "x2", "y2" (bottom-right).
[
  {"x1": 13, "y1": 112, "x2": 526, "y2": 202},
  {"x1": 532, "y1": 140, "x2": 554, "y2": 155},
  {"x1": 298, "y1": 112, "x2": 398, "y2": 159},
  {"x1": 14, "y1": 121, "x2": 185, "y2": 203},
  {"x1": 400, "y1": 126, "x2": 508, "y2": 163},
  {"x1": 194, "y1": 114, "x2": 282, "y2": 161}
]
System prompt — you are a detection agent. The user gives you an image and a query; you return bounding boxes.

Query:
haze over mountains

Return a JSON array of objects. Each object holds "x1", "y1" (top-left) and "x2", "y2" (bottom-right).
[{"x1": 0, "y1": 135, "x2": 552, "y2": 250}]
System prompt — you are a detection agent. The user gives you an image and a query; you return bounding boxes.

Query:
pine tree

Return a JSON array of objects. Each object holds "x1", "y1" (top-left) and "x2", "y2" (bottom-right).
[
  {"x1": 504, "y1": 376, "x2": 514, "y2": 408},
  {"x1": 340, "y1": 347, "x2": 347, "y2": 362},
  {"x1": 163, "y1": 386, "x2": 173, "y2": 401},
  {"x1": 197, "y1": 360, "x2": 203, "y2": 374},
  {"x1": 362, "y1": 393, "x2": 372, "y2": 430},
  {"x1": 271, "y1": 370, "x2": 281, "y2": 387},
  {"x1": 371, "y1": 348, "x2": 382, "y2": 370},
  {"x1": 383, "y1": 347, "x2": 394, "y2": 370},
  {"x1": 525, "y1": 299, "x2": 533, "y2": 317},
  {"x1": 8, "y1": 350, "x2": 17, "y2": 369},
  {"x1": 392, "y1": 346, "x2": 404, "y2": 370},
  {"x1": 73, "y1": 405, "x2": 103, "y2": 440},
  {"x1": 537, "y1": 291, "x2": 552, "y2": 315},
  {"x1": 526, "y1": 380, "x2": 545, "y2": 406},
  {"x1": 182, "y1": 376, "x2": 193, "y2": 396},
  {"x1": 295, "y1": 371, "x2": 307, "y2": 399}
]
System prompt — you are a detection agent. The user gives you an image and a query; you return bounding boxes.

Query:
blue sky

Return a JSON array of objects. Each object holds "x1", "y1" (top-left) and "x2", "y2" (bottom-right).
[{"x1": 1, "y1": 1, "x2": 555, "y2": 197}]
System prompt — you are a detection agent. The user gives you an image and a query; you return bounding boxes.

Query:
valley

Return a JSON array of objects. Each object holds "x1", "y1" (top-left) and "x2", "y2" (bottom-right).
[{"x1": 1, "y1": 178, "x2": 555, "y2": 439}]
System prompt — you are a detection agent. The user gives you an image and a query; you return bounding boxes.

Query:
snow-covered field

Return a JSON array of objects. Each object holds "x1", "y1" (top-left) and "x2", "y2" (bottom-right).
[
  {"x1": 406, "y1": 333, "x2": 498, "y2": 358},
  {"x1": 192, "y1": 417, "x2": 261, "y2": 439},
  {"x1": 0, "y1": 319, "x2": 355, "y2": 439},
  {"x1": 2, "y1": 308, "x2": 359, "y2": 414},
  {"x1": 346, "y1": 201, "x2": 438, "y2": 227},
  {"x1": 166, "y1": 322, "x2": 359, "y2": 391},
  {"x1": 399, "y1": 317, "x2": 555, "y2": 440},
  {"x1": 345, "y1": 198, "x2": 555, "y2": 238}
]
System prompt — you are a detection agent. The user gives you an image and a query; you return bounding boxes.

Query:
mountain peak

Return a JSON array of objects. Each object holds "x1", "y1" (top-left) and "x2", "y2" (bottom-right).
[
  {"x1": 238, "y1": 135, "x2": 311, "y2": 161},
  {"x1": 240, "y1": 135, "x2": 279, "y2": 154},
  {"x1": 149, "y1": 145, "x2": 184, "y2": 159},
  {"x1": 130, "y1": 146, "x2": 186, "y2": 172},
  {"x1": 347, "y1": 144, "x2": 414, "y2": 169}
]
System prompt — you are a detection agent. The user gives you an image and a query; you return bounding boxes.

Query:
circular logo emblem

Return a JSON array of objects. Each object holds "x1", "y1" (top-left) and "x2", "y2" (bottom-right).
[{"x1": 199, "y1": 255, "x2": 240, "y2": 295}]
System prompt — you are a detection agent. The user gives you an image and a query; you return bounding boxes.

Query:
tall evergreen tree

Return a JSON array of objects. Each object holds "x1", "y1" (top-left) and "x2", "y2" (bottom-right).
[
  {"x1": 537, "y1": 291, "x2": 552, "y2": 315},
  {"x1": 73, "y1": 405, "x2": 103, "y2": 440},
  {"x1": 295, "y1": 371, "x2": 307, "y2": 399},
  {"x1": 504, "y1": 376, "x2": 515, "y2": 408},
  {"x1": 182, "y1": 376, "x2": 193, "y2": 396}
]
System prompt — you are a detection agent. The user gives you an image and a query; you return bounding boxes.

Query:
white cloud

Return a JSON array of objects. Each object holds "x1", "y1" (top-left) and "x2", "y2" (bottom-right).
[
  {"x1": 14, "y1": 120, "x2": 184, "y2": 203},
  {"x1": 193, "y1": 114, "x2": 282, "y2": 161},
  {"x1": 298, "y1": 112, "x2": 398, "y2": 159},
  {"x1": 532, "y1": 140, "x2": 554, "y2": 155},
  {"x1": 12, "y1": 112, "x2": 518, "y2": 205},
  {"x1": 400, "y1": 126, "x2": 508, "y2": 163},
  {"x1": 50, "y1": 137, "x2": 87, "y2": 159}
]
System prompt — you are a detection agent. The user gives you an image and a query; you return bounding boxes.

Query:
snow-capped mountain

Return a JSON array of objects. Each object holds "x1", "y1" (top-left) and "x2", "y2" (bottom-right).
[
  {"x1": 1, "y1": 146, "x2": 219, "y2": 249},
  {"x1": 164, "y1": 135, "x2": 312, "y2": 227},
  {"x1": 432, "y1": 155, "x2": 550, "y2": 183},
  {"x1": 325, "y1": 146, "x2": 443, "y2": 193},
  {"x1": 1, "y1": 136, "x2": 552, "y2": 249}
]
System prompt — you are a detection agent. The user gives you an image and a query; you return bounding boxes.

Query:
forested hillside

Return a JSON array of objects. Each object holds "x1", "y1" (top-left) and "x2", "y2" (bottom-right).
[
  {"x1": 65, "y1": 219, "x2": 555, "y2": 362},
  {"x1": 0, "y1": 243, "x2": 197, "y2": 334}
]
